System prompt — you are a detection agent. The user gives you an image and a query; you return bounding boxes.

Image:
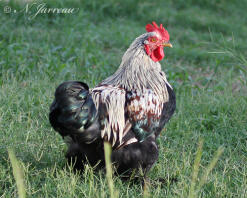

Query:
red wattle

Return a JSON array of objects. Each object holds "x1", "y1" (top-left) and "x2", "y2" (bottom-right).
[
  {"x1": 151, "y1": 46, "x2": 164, "y2": 62},
  {"x1": 144, "y1": 45, "x2": 165, "y2": 62}
]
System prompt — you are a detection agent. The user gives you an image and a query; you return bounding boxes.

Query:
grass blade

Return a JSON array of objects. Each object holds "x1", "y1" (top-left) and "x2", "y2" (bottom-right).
[
  {"x1": 143, "y1": 178, "x2": 150, "y2": 198},
  {"x1": 8, "y1": 148, "x2": 26, "y2": 198},
  {"x1": 198, "y1": 146, "x2": 224, "y2": 189},
  {"x1": 189, "y1": 139, "x2": 203, "y2": 198},
  {"x1": 189, "y1": 140, "x2": 224, "y2": 198},
  {"x1": 104, "y1": 141, "x2": 118, "y2": 198}
]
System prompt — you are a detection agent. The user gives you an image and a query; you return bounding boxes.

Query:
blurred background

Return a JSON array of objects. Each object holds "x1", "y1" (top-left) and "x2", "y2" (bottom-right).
[
  {"x1": 1, "y1": 0, "x2": 247, "y2": 84},
  {"x1": 0, "y1": 0, "x2": 246, "y2": 197}
]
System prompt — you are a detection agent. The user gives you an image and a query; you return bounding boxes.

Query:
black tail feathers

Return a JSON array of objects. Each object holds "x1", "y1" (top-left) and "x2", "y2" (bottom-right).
[{"x1": 49, "y1": 81, "x2": 97, "y2": 137}]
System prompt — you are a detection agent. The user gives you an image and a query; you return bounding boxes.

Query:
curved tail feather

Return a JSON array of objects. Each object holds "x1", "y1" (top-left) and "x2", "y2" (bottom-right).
[{"x1": 49, "y1": 81, "x2": 99, "y2": 142}]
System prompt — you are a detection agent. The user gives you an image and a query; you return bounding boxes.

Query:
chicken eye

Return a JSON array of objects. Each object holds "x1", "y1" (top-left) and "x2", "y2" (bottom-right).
[{"x1": 151, "y1": 37, "x2": 157, "y2": 42}]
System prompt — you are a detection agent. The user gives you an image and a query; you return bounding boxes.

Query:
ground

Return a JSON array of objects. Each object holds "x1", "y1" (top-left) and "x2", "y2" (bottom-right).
[{"x1": 0, "y1": 0, "x2": 247, "y2": 197}]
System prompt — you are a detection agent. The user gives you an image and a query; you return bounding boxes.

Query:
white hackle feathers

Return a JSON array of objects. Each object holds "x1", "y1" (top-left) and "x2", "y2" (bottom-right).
[
  {"x1": 92, "y1": 86, "x2": 126, "y2": 145},
  {"x1": 102, "y1": 32, "x2": 171, "y2": 103}
]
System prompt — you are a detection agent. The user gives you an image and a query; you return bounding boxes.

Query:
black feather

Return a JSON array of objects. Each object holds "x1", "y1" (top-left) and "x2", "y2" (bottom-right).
[
  {"x1": 49, "y1": 81, "x2": 98, "y2": 141},
  {"x1": 155, "y1": 83, "x2": 176, "y2": 137}
]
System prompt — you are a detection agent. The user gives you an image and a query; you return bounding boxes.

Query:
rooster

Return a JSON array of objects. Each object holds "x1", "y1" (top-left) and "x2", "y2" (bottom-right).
[{"x1": 49, "y1": 22, "x2": 176, "y2": 177}]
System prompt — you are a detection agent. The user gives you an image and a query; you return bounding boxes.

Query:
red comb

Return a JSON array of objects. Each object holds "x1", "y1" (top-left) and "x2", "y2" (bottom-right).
[{"x1": 146, "y1": 21, "x2": 170, "y2": 41}]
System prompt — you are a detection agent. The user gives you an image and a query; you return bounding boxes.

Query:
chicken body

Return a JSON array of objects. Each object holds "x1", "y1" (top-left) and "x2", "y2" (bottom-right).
[{"x1": 49, "y1": 24, "x2": 176, "y2": 176}]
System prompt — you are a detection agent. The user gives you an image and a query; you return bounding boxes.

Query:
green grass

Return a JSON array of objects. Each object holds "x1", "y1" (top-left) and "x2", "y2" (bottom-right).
[{"x1": 1, "y1": 0, "x2": 247, "y2": 197}]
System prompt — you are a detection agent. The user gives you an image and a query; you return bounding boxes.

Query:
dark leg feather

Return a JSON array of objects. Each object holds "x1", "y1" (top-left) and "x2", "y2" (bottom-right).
[
  {"x1": 65, "y1": 135, "x2": 159, "y2": 178},
  {"x1": 66, "y1": 139, "x2": 104, "y2": 171},
  {"x1": 111, "y1": 135, "x2": 159, "y2": 177}
]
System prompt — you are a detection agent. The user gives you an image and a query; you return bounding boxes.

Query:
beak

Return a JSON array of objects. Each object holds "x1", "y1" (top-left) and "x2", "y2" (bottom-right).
[{"x1": 163, "y1": 42, "x2": 173, "y2": 48}]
